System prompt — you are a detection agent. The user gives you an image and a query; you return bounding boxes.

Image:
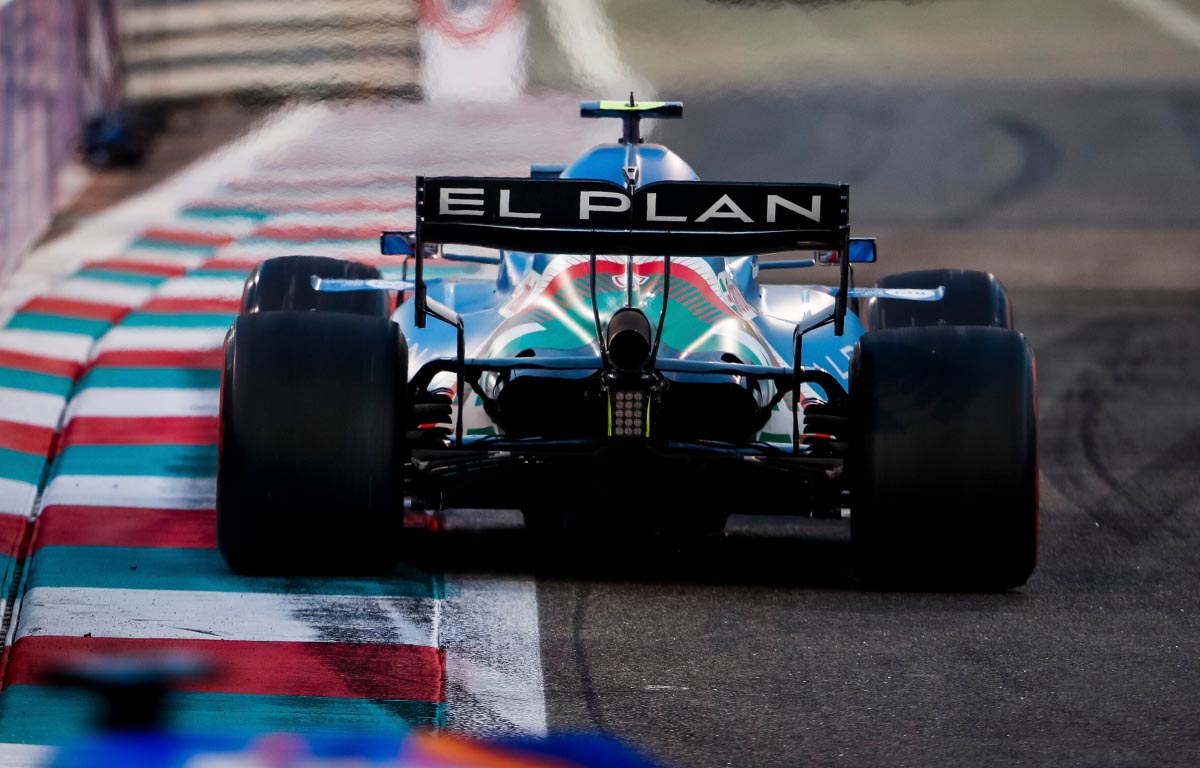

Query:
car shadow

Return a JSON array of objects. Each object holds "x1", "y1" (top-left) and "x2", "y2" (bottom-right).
[{"x1": 403, "y1": 512, "x2": 857, "y2": 590}]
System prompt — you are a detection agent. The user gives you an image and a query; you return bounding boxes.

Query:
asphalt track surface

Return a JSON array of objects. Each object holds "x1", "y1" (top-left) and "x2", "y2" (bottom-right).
[{"x1": 418, "y1": 86, "x2": 1200, "y2": 767}]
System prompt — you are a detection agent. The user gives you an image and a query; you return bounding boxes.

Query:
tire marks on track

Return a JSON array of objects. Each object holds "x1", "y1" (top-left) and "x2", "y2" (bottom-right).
[
  {"x1": 1034, "y1": 298, "x2": 1200, "y2": 548},
  {"x1": 571, "y1": 583, "x2": 607, "y2": 732}
]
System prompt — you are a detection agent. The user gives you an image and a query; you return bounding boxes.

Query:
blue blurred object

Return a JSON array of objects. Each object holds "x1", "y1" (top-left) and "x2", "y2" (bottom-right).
[
  {"x1": 83, "y1": 106, "x2": 163, "y2": 168},
  {"x1": 49, "y1": 731, "x2": 666, "y2": 768},
  {"x1": 44, "y1": 654, "x2": 664, "y2": 768}
]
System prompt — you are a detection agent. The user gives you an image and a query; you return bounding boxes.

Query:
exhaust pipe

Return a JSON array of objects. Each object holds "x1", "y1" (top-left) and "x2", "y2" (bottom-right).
[{"x1": 606, "y1": 308, "x2": 653, "y2": 372}]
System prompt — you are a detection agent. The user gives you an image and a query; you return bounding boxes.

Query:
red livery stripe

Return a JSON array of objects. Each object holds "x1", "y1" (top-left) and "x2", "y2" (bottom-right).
[
  {"x1": 0, "y1": 351, "x2": 81, "y2": 378},
  {"x1": 0, "y1": 421, "x2": 55, "y2": 456},
  {"x1": 83, "y1": 260, "x2": 190, "y2": 278},
  {"x1": 58, "y1": 416, "x2": 218, "y2": 451},
  {"x1": 88, "y1": 349, "x2": 224, "y2": 370},
  {"x1": 17, "y1": 298, "x2": 127, "y2": 323},
  {"x1": 140, "y1": 228, "x2": 236, "y2": 248},
  {"x1": 6, "y1": 636, "x2": 445, "y2": 702},
  {"x1": 34, "y1": 506, "x2": 216, "y2": 549},
  {"x1": 142, "y1": 297, "x2": 242, "y2": 314}
]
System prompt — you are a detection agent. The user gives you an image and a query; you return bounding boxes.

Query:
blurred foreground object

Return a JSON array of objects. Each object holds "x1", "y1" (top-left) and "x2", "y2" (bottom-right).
[
  {"x1": 48, "y1": 651, "x2": 212, "y2": 733},
  {"x1": 45, "y1": 654, "x2": 662, "y2": 768},
  {"x1": 51, "y1": 732, "x2": 663, "y2": 768}
]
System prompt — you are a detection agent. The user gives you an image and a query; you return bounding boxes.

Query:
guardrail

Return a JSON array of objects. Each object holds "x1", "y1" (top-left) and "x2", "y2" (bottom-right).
[
  {"x1": 119, "y1": 0, "x2": 420, "y2": 101},
  {"x1": 0, "y1": 0, "x2": 122, "y2": 277}
]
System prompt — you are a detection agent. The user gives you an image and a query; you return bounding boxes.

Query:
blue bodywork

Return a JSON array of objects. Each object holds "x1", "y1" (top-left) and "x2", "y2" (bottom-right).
[{"x1": 561, "y1": 141, "x2": 699, "y2": 188}]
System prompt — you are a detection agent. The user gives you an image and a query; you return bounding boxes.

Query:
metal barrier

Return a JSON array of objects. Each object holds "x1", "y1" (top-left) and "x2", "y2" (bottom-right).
[
  {"x1": 120, "y1": 0, "x2": 420, "y2": 101},
  {"x1": 0, "y1": 0, "x2": 122, "y2": 276}
]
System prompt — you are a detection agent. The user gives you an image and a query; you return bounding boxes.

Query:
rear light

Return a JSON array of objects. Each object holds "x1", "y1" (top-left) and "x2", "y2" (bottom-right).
[{"x1": 609, "y1": 389, "x2": 648, "y2": 438}]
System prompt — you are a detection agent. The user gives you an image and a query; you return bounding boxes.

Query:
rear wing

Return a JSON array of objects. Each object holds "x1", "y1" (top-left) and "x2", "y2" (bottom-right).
[
  {"x1": 414, "y1": 177, "x2": 847, "y2": 254},
  {"x1": 401, "y1": 175, "x2": 852, "y2": 332}
]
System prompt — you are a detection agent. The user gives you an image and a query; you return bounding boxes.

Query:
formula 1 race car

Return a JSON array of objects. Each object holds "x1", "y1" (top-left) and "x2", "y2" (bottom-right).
[{"x1": 217, "y1": 99, "x2": 1038, "y2": 590}]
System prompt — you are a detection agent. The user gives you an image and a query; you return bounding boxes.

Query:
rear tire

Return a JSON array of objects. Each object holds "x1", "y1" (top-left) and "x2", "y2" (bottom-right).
[
  {"x1": 241, "y1": 255, "x2": 389, "y2": 316},
  {"x1": 218, "y1": 312, "x2": 407, "y2": 574},
  {"x1": 849, "y1": 326, "x2": 1037, "y2": 590},
  {"x1": 864, "y1": 269, "x2": 1012, "y2": 330}
]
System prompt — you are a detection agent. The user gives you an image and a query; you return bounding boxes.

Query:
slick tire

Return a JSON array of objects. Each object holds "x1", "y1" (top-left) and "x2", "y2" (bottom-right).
[
  {"x1": 241, "y1": 255, "x2": 389, "y2": 316},
  {"x1": 849, "y1": 326, "x2": 1038, "y2": 591},
  {"x1": 218, "y1": 311, "x2": 408, "y2": 574},
  {"x1": 864, "y1": 269, "x2": 1013, "y2": 330}
]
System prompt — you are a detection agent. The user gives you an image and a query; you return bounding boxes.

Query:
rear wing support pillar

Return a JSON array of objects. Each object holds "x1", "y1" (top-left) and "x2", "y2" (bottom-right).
[
  {"x1": 414, "y1": 177, "x2": 428, "y2": 328},
  {"x1": 792, "y1": 310, "x2": 836, "y2": 454},
  {"x1": 423, "y1": 295, "x2": 466, "y2": 446},
  {"x1": 834, "y1": 185, "x2": 850, "y2": 336}
]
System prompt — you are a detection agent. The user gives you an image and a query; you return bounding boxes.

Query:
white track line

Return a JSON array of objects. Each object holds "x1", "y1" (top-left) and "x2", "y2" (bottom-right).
[
  {"x1": 17, "y1": 587, "x2": 438, "y2": 646},
  {"x1": 64, "y1": 388, "x2": 219, "y2": 421},
  {"x1": 1111, "y1": 0, "x2": 1200, "y2": 49},
  {"x1": 0, "y1": 389, "x2": 66, "y2": 429},
  {"x1": 0, "y1": 743, "x2": 54, "y2": 768},
  {"x1": 157, "y1": 277, "x2": 246, "y2": 300},
  {"x1": 90, "y1": 328, "x2": 228, "y2": 356},
  {"x1": 442, "y1": 575, "x2": 548, "y2": 735},
  {"x1": 0, "y1": 481, "x2": 37, "y2": 518},
  {"x1": 41, "y1": 475, "x2": 216, "y2": 510},
  {"x1": 0, "y1": 330, "x2": 93, "y2": 363},
  {"x1": 47, "y1": 278, "x2": 155, "y2": 307}
]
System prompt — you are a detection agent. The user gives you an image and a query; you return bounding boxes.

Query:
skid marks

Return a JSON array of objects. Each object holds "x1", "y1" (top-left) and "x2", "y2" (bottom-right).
[{"x1": 1037, "y1": 302, "x2": 1200, "y2": 550}]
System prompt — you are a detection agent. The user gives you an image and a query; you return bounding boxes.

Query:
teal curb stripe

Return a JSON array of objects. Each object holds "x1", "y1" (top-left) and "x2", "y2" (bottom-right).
[
  {"x1": 5, "y1": 313, "x2": 110, "y2": 338},
  {"x1": 0, "y1": 447, "x2": 50, "y2": 485},
  {"x1": 0, "y1": 686, "x2": 442, "y2": 746},
  {"x1": 120, "y1": 313, "x2": 237, "y2": 329},
  {"x1": 53, "y1": 444, "x2": 217, "y2": 478},
  {"x1": 181, "y1": 206, "x2": 271, "y2": 221},
  {"x1": 74, "y1": 269, "x2": 168, "y2": 286},
  {"x1": 26, "y1": 546, "x2": 442, "y2": 599},
  {"x1": 78, "y1": 367, "x2": 221, "y2": 390},
  {"x1": 0, "y1": 366, "x2": 75, "y2": 396},
  {"x1": 130, "y1": 237, "x2": 220, "y2": 254}
]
